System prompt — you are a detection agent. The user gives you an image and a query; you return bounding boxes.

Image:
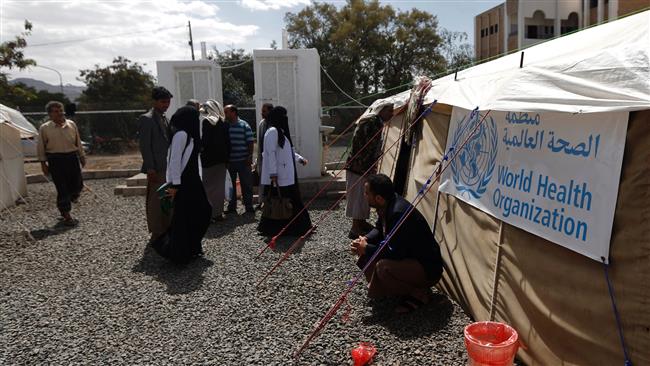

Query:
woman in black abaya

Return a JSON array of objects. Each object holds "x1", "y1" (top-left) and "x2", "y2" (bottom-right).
[{"x1": 152, "y1": 106, "x2": 211, "y2": 264}]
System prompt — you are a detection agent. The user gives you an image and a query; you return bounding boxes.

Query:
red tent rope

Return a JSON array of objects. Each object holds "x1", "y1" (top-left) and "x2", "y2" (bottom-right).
[
  {"x1": 255, "y1": 102, "x2": 438, "y2": 287},
  {"x1": 256, "y1": 110, "x2": 396, "y2": 258},
  {"x1": 293, "y1": 108, "x2": 492, "y2": 359}
]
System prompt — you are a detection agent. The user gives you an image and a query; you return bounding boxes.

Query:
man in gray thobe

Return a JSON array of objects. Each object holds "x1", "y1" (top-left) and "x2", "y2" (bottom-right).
[{"x1": 138, "y1": 86, "x2": 173, "y2": 242}]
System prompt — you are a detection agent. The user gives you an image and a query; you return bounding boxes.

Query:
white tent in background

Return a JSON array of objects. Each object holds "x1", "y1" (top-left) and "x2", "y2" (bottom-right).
[{"x1": 0, "y1": 104, "x2": 37, "y2": 210}]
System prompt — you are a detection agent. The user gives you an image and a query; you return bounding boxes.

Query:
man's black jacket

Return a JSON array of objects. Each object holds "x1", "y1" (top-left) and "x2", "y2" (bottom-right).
[{"x1": 365, "y1": 194, "x2": 443, "y2": 281}]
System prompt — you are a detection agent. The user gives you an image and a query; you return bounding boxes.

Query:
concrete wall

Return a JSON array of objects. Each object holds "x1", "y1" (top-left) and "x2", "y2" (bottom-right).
[
  {"x1": 156, "y1": 60, "x2": 223, "y2": 115},
  {"x1": 475, "y1": 4, "x2": 505, "y2": 61},
  {"x1": 253, "y1": 49, "x2": 322, "y2": 179}
]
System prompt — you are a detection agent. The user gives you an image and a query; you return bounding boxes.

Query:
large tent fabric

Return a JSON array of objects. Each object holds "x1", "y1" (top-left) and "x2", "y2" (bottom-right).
[
  {"x1": 0, "y1": 104, "x2": 38, "y2": 138},
  {"x1": 373, "y1": 11, "x2": 650, "y2": 366},
  {"x1": 0, "y1": 122, "x2": 28, "y2": 210}
]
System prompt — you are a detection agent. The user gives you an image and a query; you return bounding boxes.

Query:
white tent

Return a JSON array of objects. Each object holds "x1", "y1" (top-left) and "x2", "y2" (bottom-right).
[
  {"x1": 0, "y1": 104, "x2": 36, "y2": 210},
  {"x1": 370, "y1": 10, "x2": 650, "y2": 366}
]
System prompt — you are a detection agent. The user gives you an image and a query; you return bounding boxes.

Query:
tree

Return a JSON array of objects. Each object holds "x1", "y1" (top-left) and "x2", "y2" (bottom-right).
[
  {"x1": 285, "y1": 0, "x2": 448, "y2": 105},
  {"x1": 77, "y1": 56, "x2": 155, "y2": 110},
  {"x1": 439, "y1": 29, "x2": 475, "y2": 71},
  {"x1": 77, "y1": 57, "x2": 155, "y2": 141},
  {"x1": 2, "y1": 82, "x2": 70, "y2": 113},
  {"x1": 209, "y1": 47, "x2": 254, "y2": 106},
  {"x1": 0, "y1": 20, "x2": 38, "y2": 108}
]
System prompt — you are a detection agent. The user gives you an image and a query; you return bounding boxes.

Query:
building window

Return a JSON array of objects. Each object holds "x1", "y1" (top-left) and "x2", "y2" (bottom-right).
[
  {"x1": 490, "y1": 25, "x2": 494, "y2": 34},
  {"x1": 590, "y1": 0, "x2": 598, "y2": 8},
  {"x1": 481, "y1": 29, "x2": 484, "y2": 37},
  {"x1": 495, "y1": 24, "x2": 499, "y2": 33},
  {"x1": 527, "y1": 25, "x2": 538, "y2": 39}
]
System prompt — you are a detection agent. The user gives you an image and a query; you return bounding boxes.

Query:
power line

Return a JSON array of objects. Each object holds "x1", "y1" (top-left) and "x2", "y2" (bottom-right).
[
  {"x1": 28, "y1": 25, "x2": 185, "y2": 47},
  {"x1": 320, "y1": 65, "x2": 367, "y2": 107}
]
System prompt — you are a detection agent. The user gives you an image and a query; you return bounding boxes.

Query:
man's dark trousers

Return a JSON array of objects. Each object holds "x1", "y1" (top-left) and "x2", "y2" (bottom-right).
[{"x1": 47, "y1": 152, "x2": 83, "y2": 215}]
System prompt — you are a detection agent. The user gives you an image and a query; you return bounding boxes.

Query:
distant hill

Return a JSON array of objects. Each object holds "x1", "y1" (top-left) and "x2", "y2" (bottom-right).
[{"x1": 9, "y1": 78, "x2": 85, "y2": 102}]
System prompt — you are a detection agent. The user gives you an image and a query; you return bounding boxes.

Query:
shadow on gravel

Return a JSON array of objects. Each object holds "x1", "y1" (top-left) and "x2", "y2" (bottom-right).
[
  {"x1": 204, "y1": 212, "x2": 257, "y2": 239},
  {"x1": 362, "y1": 292, "x2": 454, "y2": 339},
  {"x1": 132, "y1": 245, "x2": 214, "y2": 295},
  {"x1": 30, "y1": 221, "x2": 76, "y2": 240}
]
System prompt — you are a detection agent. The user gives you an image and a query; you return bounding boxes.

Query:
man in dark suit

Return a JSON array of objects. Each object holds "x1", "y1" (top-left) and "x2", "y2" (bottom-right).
[
  {"x1": 138, "y1": 86, "x2": 173, "y2": 242},
  {"x1": 350, "y1": 174, "x2": 443, "y2": 313}
]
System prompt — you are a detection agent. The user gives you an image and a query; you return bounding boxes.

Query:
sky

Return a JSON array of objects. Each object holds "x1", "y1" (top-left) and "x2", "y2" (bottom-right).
[{"x1": 1, "y1": 0, "x2": 502, "y2": 86}]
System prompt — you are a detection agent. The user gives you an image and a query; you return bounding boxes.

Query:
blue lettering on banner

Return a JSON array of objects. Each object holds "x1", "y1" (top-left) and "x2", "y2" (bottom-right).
[{"x1": 492, "y1": 186, "x2": 588, "y2": 242}]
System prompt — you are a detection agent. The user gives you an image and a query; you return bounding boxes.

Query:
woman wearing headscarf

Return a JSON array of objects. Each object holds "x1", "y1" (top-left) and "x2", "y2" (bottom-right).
[
  {"x1": 200, "y1": 99, "x2": 230, "y2": 222},
  {"x1": 151, "y1": 106, "x2": 211, "y2": 264},
  {"x1": 257, "y1": 106, "x2": 312, "y2": 236}
]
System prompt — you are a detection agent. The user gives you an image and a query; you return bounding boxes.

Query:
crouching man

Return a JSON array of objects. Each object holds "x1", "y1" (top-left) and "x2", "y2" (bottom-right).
[{"x1": 350, "y1": 174, "x2": 443, "y2": 313}]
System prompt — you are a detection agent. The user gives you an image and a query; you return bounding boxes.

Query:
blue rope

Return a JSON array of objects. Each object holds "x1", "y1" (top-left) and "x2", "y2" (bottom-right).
[{"x1": 602, "y1": 256, "x2": 633, "y2": 366}]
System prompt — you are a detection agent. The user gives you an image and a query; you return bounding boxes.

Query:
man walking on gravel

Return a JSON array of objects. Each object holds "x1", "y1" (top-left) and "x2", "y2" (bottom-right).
[
  {"x1": 350, "y1": 174, "x2": 443, "y2": 313},
  {"x1": 37, "y1": 101, "x2": 86, "y2": 226},
  {"x1": 138, "y1": 86, "x2": 173, "y2": 242}
]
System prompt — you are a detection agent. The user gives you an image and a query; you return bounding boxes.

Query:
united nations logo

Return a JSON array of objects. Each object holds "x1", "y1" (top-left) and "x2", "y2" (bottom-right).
[{"x1": 450, "y1": 111, "x2": 498, "y2": 199}]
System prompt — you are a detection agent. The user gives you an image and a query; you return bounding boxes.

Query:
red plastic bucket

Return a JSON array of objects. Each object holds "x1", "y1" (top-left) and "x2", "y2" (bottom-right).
[{"x1": 464, "y1": 321, "x2": 519, "y2": 366}]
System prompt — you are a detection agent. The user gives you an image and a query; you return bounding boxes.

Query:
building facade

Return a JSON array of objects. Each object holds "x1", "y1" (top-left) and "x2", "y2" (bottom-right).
[{"x1": 475, "y1": 0, "x2": 650, "y2": 61}]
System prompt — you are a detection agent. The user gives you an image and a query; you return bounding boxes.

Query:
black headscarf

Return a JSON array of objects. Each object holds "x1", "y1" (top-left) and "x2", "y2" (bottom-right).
[
  {"x1": 267, "y1": 106, "x2": 293, "y2": 149},
  {"x1": 170, "y1": 106, "x2": 201, "y2": 142}
]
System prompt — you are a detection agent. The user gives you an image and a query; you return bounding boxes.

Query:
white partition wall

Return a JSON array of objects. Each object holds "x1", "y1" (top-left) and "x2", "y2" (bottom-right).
[
  {"x1": 156, "y1": 60, "x2": 223, "y2": 114},
  {"x1": 253, "y1": 49, "x2": 322, "y2": 179}
]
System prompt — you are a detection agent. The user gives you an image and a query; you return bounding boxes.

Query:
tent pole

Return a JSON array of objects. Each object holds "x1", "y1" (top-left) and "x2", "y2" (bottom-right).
[{"x1": 489, "y1": 220, "x2": 505, "y2": 321}]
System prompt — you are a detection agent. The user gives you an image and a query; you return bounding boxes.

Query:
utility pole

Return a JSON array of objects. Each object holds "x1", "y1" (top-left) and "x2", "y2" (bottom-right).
[{"x1": 188, "y1": 20, "x2": 195, "y2": 60}]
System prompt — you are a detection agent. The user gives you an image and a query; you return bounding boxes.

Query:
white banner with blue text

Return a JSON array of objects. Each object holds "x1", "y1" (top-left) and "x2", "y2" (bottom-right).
[{"x1": 439, "y1": 107, "x2": 628, "y2": 263}]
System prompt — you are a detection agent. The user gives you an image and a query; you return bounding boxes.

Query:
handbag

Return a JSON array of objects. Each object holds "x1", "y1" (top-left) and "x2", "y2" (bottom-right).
[{"x1": 262, "y1": 186, "x2": 293, "y2": 220}]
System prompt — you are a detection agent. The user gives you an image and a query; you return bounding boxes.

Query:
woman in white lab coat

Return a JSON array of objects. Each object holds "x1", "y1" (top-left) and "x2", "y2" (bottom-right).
[{"x1": 257, "y1": 106, "x2": 312, "y2": 236}]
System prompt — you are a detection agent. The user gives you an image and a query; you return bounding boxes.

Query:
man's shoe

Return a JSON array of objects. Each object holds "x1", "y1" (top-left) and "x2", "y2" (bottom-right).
[{"x1": 348, "y1": 229, "x2": 361, "y2": 240}]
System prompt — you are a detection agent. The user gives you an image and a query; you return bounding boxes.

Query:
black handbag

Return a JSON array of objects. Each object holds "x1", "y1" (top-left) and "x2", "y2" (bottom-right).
[{"x1": 262, "y1": 186, "x2": 293, "y2": 220}]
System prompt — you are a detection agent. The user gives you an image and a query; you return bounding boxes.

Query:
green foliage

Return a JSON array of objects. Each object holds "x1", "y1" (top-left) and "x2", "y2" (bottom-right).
[
  {"x1": 285, "y1": 0, "x2": 474, "y2": 104},
  {"x1": 439, "y1": 29, "x2": 475, "y2": 71},
  {"x1": 77, "y1": 57, "x2": 155, "y2": 141},
  {"x1": 77, "y1": 56, "x2": 155, "y2": 109},
  {"x1": 0, "y1": 79, "x2": 70, "y2": 111},
  {"x1": 286, "y1": 1, "x2": 444, "y2": 101},
  {"x1": 0, "y1": 20, "x2": 35, "y2": 70},
  {"x1": 209, "y1": 48, "x2": 254, "y2": 106},
  {"x1": 0, "y1": 20, "x2": 38, "y2": 108}
]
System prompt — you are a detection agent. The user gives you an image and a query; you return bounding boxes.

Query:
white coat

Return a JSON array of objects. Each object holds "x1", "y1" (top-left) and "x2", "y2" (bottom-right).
[{"x1": 260, "y1": 127, "x2": 305, "y2": 187}]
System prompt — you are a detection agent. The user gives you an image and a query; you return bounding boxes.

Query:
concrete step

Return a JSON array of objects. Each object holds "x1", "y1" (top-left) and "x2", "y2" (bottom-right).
[
  {"x1": 114, "y1": 185, "x2": 146, "y2": 197},
  {"x1": 126, "y1": 173, "x2": 147, "y2": 187}
]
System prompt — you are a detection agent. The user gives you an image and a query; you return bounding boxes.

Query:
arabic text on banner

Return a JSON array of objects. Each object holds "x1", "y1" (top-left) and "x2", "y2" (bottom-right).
[{"x1": 438, "y1": 107, "x2": 628, "y2": 263}]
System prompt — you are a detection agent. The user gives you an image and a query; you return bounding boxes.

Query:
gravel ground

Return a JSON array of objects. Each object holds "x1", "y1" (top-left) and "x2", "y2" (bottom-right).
[{"x1": 1, "y1": 178, "x2": 473, "y2": 365}]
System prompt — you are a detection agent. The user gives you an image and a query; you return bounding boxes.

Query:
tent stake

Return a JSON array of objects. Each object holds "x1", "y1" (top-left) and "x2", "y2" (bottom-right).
[{"x1": 520, "y1": 52, "x2": 525, "y2": 68}]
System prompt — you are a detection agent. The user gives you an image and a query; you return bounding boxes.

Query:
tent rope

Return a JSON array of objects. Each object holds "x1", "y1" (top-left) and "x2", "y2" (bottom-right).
[
  {"x1": 255, "y1": 106, "x2": 396, "y2": 258},
  {"x1": 294, "y1": 108, "x2": 491, "y2": 359},
  {"x1": 602, "y1": 257, "x2": 633, "y2": 366},
  {"x1": 255, "y1": 103, "x2": 437, "y2": 287}
]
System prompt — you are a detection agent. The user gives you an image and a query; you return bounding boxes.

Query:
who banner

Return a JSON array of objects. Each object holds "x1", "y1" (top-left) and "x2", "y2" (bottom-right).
[{"x1": 439, "y1": 107, "x2": 628, "y2": 263}]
